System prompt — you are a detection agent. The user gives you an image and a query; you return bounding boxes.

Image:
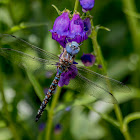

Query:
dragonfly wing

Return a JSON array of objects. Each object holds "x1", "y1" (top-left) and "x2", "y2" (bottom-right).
[
  {"x1": 0, "y1": 34, "x2": 59, "y2": 73},
  {"x1": 76, "y1": 65, "x2": 130, "y2": 93},
  {"x1": 82, "y1": 75, "x2": 117, "y2": 103},
  {"x1": 66, "y1": 70, "x2": 117, "y2": 104},
  {"x1": 0, "y1": 34, "x2": 59, "y2": 62},
  {"x1": 64, "y1": 65, "x2": 130, "y2": 104},
  {"x1": 0, "y1": 48, "x2": 57, "y2": 73}
]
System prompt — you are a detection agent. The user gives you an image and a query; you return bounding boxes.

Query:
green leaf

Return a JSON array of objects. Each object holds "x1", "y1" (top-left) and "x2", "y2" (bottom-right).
[
  {"x1": 55, "y1": 94, "x2": 96, "y2": 113},
  {"x1": 52, "y1": 4, "x2": 61, "y2": 15},
  {"x1": 124, "y1": 9, "x2": 140, "y2": 19},
  {"x1": 8, "y1": 22, "x2": 48, "y2": 33},
  {"x1": 70, "y1": 106, "x2": 105, "y2": 140},
  {"x1": 95, "y1": 25, "x2": 111, "y2": 32},
  {"x1": 0, "y1": 0, "x2": 10, "y2": 4},
  {"x1": 114, "y1": 86, "x2": 140, "y2": 104},
  {"x1": 26, "y1": 70, "x2": 44, "y2": 101},
  {"x1": 85, "y1": 105, "x2": 120, "y2": 128}
]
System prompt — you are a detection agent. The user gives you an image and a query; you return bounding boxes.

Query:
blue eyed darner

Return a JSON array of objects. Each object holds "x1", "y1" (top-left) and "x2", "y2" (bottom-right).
[{"x1": 0, "y1": 34, "x2": 130, "y2": 122}]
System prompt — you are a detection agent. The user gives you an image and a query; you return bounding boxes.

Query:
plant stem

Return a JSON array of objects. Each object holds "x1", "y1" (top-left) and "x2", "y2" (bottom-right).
[
  {"x1": 91, "y1": 29, "x2": 106, "y2": 73},
  {"x1": 122, "y1": 0, "x2": 140, "y2": 50},
  {"x1": 123, "y1": 112, "x2": 140, "y2": 140},
  {"x1": 114, "y1": 104, "x2": 123, "y2": 129},
  {"x1": 86, "y1": 105, "x2": 120, "y2": 128},
  {"x1": 74, "y1": 0, "x2": 79, "y2": 12},
  {"x1": 121, "y1": 1, "x2": 140, "y2": 139},
  {"x1": 90, "y1": 23, "x2": 130, "y2": 139},
  {"x1": 122, "y1": 0, "x2": 140, "y2": 89},
  {"x1": 46, "y1": 86, "x2": 61, "y2": 140}
]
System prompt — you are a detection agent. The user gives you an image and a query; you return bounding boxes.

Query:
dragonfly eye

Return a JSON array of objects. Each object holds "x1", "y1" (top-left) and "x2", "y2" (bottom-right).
[{"x1": 66, "y1": 41, "x2": 80, "y2": 56}]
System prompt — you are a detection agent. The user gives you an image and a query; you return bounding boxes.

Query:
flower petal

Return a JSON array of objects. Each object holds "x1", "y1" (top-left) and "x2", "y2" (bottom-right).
[
  {"x1": 49, "y1": 12, "x2": 70, "y2": 48},
  {"x1": 58, "y1": 65, "x2": 78, "y2": 87},
  {"x1": 81, "y1": 53, "x2": 96, "y2": 66}
]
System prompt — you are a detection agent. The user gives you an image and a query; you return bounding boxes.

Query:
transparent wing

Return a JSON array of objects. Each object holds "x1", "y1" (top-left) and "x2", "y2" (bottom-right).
[
  {"x1": 0, "y1": 34, "x2": 59, "y2": 61},
  {"x1": 0, "y1": 34, "x2": 59, "y2": 73},
  {"x1": 76, "y1": 66, "x2": 130, "y2": 93},
  {"x1": 66, "y1": 65, "x2": 130, "y2": 104}
]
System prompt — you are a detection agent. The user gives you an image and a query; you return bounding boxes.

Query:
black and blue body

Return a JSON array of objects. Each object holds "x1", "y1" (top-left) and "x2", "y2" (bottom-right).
[{"x1": 35, "y1": 41, "x2": 80, "y2": 121}]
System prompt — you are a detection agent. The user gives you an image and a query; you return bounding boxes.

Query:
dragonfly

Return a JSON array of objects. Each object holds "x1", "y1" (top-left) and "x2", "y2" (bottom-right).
[{"x1": 0, "y1": 34, "x2": 130, "y2": 122}]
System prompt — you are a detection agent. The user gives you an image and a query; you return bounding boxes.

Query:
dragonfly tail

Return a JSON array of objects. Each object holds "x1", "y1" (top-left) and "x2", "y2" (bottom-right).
[{"x1": 35, "y1": 72, "x2": 61, "y2": 122}]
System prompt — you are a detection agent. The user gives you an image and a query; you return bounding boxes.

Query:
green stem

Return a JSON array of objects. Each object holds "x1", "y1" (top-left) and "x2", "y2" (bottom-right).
[
  {"x1": 122, "y1": 128, "x2": 131, "y2": 140},
  {"x1": 121, "y1": 1, "x2": 139, "y2": 139},
  {"x1": 114, "y1": 104, "x2": 123, "y2": 129},
  {"x1": 91, "y1": 29, "x2": 106, "y2": 73},
  {"x1": 86, "y1": 105, "x2": 120, "y2": 128},
  {"x1": 0, "y1": 72, "x2": 20, "y2": 140},
  {"x1": 123, "y1": 112, "x2": 140, "y2": 140},
  {"x1": 46, "y1": 86, "x2": 62, "y2": 140},
  {"x1": 74, "y1": 0, "x2": 79, "y2": 12},
  {"x1": 90, "y1": 23, "x2": 129, "y2": 139},
  {"x1": 122, "y1": 0, "x2": 140, "y2": 50},
  {"x1": 122, "y1": 0, "x2": 140, "y2": 89}
]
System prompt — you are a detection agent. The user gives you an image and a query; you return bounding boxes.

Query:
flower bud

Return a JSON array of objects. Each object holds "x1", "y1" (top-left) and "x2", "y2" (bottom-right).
[
  {"x1": 79, "y1": 0, "x2": 95, "y2": 12},
  {"x1": 81, "y1": 53, "x2": 96, "y2": 66}
]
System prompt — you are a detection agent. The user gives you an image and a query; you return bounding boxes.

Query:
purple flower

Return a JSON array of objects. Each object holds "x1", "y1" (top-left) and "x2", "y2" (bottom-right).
[
  {"x1": 58, "y1": 65, "x2": 78, "y2": 87},
  {"x1": 83, "y1": 18, "x2": 91, "y2": 36},
  {"x1": 98, "y1": 64, "x2": 102, "y2": 69},
  {"x1": 65, "y1": 106, "x2": 71, "y2": 111},
  {"x1": 50, "y1": 12, "x2": 70, "y2": 48},
  {"x1": 39, "y1": 123, "x2": 46, "y2": 131},
  {"x1": 50, "y1": 12, "x2": 91, "y2": 47},
  {"x1": 67, "y1": 13, "x2": 88, "y2": 43},
  {"x1": 54, "y1": 124, "x2": 62, "y2": 134},
  {"x1": 79, "y1": 0, "x2": 95, "y2": 12},
  {"x1": 45, "y1": 71, "x2": 53, "y2": 78},
  {"x1": 44, "y1": 88, "x2": 48, "y2": 95},
  {"x1": 81, "y1": 53, "x2": 96, "y2": 66}
]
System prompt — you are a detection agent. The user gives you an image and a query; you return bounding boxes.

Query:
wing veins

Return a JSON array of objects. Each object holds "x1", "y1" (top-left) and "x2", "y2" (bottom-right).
[
  {"x1": 76, "y1": 73, "x2": 117, "y2": 103},
  {"x1": 77, "y1": 66, "x2": 130, "y2": 93},
  {"x1": 0, "y1": 34, "x2": 59, "y2": 61},
  {"x1": 0, "y1": 48, "x2": 57, "y2": 65}
]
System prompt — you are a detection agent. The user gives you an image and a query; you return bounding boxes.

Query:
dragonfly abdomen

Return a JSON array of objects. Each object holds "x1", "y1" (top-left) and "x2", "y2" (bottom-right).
[{"x1": 35, "y1": 71, "x2": 62, "y2": 122}]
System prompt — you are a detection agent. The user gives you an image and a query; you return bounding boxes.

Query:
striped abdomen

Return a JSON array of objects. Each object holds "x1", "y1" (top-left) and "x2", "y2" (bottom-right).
[{"x1": 35, "y1": 71, "x2": 61, "y2": 122}]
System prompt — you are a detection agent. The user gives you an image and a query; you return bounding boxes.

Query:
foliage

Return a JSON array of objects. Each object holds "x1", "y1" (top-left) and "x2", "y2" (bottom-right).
[{"x1": 0, "y1": 0, "x2": 140, "y2": 140}]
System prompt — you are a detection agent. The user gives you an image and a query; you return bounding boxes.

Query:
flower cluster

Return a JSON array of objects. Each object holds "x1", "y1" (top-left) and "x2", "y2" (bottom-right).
[
  {"x1": 49, "y1": 2, "x2": 95, "y2": 87},
  {"x1": 50, "y1": 11, "x2": 91, "y2": 48}
]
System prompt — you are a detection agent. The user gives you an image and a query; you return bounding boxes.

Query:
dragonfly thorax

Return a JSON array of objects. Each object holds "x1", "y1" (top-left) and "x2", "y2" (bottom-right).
[
  {"x1": 59, "y1": 56, "x2": 73, "y2": 68},
  {"x1": 58, "y1": 48, "x2": 76, "y2": 73}
]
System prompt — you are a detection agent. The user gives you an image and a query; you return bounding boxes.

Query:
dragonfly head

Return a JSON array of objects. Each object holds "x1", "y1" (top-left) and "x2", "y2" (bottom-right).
[{"x1": 66, "y1": 41, "x2": 80, "y2": 56}]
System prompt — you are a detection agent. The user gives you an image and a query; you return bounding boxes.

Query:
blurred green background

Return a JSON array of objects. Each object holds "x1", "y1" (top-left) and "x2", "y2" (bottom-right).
[{"x1": 0, "y1": 0, "x2": 140, "y2": 140}]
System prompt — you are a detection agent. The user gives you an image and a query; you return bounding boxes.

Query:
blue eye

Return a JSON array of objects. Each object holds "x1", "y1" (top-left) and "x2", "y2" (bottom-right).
[
  {"x1": 71, "y1": 41, "x2": 79, "y2": 48},
  {"x1": 66, "y1": 42, "x2": 80, "y2": 55},
  {"x1": 66, "y1": 46, "x2": 80, "y2": 55},
  {"x1": 66, "y1": 45, "x2": 73, "y2": 54}
]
